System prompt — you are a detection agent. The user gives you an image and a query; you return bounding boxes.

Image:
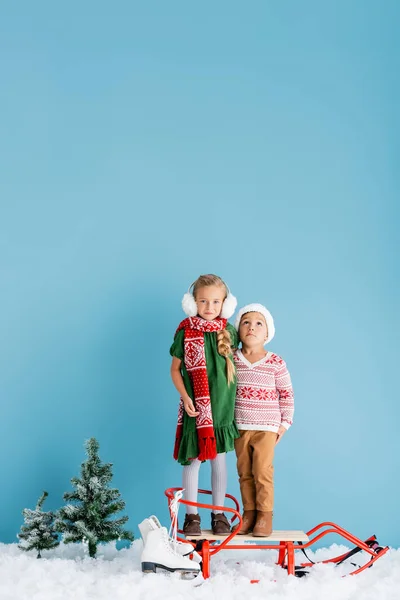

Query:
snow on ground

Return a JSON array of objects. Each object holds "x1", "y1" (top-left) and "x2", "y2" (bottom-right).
[{"x1": 1, "y1": 540, "x2": 399, "y2": 600}]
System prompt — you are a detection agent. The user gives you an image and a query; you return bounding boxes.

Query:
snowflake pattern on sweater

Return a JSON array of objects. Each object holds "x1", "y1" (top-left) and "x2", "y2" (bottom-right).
[{"x1": 233, "y1": 349, "x2": 294, "y2": 432}]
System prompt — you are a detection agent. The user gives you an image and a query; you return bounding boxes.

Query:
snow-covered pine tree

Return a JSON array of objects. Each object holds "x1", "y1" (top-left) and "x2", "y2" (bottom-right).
[
  {"x1": 18, "y1": 491, "x2": 59, "y2": 558},
  {"x1": 56, "y1": 437, "x2": 134, "y2": 558}
]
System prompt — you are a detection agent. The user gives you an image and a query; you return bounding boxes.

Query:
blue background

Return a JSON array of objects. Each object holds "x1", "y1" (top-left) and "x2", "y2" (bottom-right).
[{"x1": 1, "y1": 1, "x2": 399, "y2": 547}]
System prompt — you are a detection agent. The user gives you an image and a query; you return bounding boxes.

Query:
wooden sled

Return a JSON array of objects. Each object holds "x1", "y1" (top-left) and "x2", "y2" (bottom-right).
[{"x1": 165, "y1": 487, "x2": 389, "y2": 581}]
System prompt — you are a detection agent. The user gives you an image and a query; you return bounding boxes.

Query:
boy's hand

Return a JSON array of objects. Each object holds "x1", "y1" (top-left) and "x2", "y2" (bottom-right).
[
  {"x1": 275, "y1": 425, "x2": 286, "y2": 445},
  {"x1": 183, "y1": 397, "x2": 199, "y2": 417}
]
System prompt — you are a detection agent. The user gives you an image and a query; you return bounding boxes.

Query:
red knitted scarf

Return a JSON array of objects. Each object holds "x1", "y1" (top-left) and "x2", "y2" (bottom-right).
[{"x1": 173, "y1": 316, "x2": 227, "y2": 462}]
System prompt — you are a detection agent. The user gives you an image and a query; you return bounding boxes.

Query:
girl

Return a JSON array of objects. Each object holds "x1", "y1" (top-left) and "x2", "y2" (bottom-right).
[
  {"x1": 233, "y1": 304, "x2": 294, "y2": 537},
  {"x1": 170, "y1": 274, "x2": 238, "y2": 536}
]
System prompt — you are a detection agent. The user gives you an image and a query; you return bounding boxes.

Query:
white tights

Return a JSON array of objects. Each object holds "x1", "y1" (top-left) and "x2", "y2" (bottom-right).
[{"x1": 182, "y1": 452, "x2": 227, "y2": 515}]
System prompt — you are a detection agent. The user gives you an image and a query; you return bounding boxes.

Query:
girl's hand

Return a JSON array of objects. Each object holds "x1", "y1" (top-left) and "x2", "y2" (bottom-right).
[
  {"x1": 183, "y1": 397, "x2": 199, "y2": 418},
  {"x1": 275, "y1": 425, "x2": 286, "y2": 445}
]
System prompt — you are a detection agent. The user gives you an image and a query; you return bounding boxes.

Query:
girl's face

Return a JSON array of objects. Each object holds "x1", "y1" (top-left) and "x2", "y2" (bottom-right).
[
  {"x1": 239, "y1": 312, "x2": 268, "y2": 347},
  {"x1": 195, "y1": 285, "x2": 226, "y2": 321}
]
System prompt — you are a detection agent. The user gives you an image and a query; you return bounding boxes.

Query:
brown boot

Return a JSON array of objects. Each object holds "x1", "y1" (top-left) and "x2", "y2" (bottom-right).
[
  {"x1": 211, "y1": 513, "x2": 231, "y2": 536},
  {"x1": 253, "y1": 511, "x2": 273, "y2": 537},
  {"x1": 235, "y1": 510, "x2": 257, "y2": 535},
  {"x1": 183, "y1": 513, "x2": 201, "y2": 536}
]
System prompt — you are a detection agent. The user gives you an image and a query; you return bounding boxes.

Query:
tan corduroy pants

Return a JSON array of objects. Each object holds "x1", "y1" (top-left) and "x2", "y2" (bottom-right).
[{"x1": 234, "y1": 430, "x2": 277, "y2": 512}]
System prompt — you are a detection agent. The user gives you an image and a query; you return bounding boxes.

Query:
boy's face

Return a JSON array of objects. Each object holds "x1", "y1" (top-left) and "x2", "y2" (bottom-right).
[
  {"x1": 239, "y1": 312, "x2": 268, "y2": 347},
  {"x1": 195, "y1": 285, "x2": 226, "y2": 321}
]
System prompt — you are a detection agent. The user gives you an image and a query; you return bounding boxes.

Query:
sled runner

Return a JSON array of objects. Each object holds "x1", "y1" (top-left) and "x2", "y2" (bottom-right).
[{"x1": 165, "y1": 487, "x2": 389, "y2": 581}]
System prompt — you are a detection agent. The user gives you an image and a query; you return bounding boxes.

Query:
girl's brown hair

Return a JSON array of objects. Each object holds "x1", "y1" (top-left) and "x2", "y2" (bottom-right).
[{"x1": 192, "y1": 274, "x2": 235, "y2": 385}]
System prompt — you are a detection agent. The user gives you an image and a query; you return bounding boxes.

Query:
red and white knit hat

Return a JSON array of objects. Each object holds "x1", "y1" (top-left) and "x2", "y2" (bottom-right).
[{"x1": 234, "y1": 303, "x2": 275, "y2": 344}]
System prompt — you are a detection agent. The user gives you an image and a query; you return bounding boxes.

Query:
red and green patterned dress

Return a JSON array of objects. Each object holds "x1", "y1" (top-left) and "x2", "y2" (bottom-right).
[{"x1": 170, "y1": 322, "x2": 239, "y2": 466}]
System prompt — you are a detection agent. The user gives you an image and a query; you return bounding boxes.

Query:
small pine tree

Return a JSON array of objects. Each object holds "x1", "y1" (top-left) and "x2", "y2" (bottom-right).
[
  {"x1": 55, "y1": 437, "x2": 134, "y2": 558},
  {"x1": 18, "y1": 491, "x2": 59, "y2": 558}
]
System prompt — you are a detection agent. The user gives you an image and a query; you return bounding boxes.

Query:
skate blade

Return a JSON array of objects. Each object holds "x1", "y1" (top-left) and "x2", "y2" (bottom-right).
[
  {"x1": 180, "y1": 570, "x2": 201, "y2": 580},
  {"x1": 142, "y1": 562, "x2": 200, "y2": 576}
]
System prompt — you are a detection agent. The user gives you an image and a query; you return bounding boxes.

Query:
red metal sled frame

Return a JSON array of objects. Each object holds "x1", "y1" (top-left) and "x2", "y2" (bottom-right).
[{"x1": 165, "y1": 487, "x2": 389, "y2": 580}]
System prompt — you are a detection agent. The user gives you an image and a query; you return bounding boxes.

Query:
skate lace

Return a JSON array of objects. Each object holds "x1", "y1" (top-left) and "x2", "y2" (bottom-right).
[
  {"x1": 168, "y1": 489, "x2": 184, "y2": 553},
  {"x1": 161, "y1": 527, "x2": 177, "y2": 555}
]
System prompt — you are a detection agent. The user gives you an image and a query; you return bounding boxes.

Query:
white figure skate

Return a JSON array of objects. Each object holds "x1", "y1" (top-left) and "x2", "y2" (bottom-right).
[
  {"x1": 139, "y1": 515, "x2": 202, "y2": 563},
  {"x1": 139, "y1": 516, "x2": 193, "y2": 555},
  {"x1": 141, "y1": 527, "x2": 201, "y2": 576}
]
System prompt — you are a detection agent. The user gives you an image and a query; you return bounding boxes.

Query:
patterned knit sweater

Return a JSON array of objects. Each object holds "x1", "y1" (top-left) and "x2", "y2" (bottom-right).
[{"x1": 233, "y1": 349, "x2": 294, "y2": 432}]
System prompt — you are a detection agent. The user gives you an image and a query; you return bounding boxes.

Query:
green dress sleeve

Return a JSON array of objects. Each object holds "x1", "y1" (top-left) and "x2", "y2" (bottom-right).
[
  {"x1": 226, "y1": 322, "x2": 238, "y2": 350},
  {"x1": 170, "y1": 328, "x2": 185, "y2": 360}
]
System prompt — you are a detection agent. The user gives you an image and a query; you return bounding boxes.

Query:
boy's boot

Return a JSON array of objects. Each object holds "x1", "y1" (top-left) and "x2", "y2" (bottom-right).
[
  {"x1": 141, "y1": 527, "x2": 201, "y2": 575},
  {"x1": 183, "y1": 513, "x2": 201, "y2": 536},
  {"x1": 138, "y1": 516, "x2": 196, "y2": 557},
  {"x1": 252, "y1": 511, "x2": 273, "y2": 537},
  {"x1": 235, "y1": 510, "x2": 257, "y2": 535},
  {"x1": 211, "y1": 513, "x2": 231, "y2": 536}
]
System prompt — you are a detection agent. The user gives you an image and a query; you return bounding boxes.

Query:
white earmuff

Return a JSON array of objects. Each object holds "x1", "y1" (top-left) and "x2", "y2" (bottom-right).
[
  {"x1": 220, "y1": 292, "x2": 237, "y2": 319},
  {"x1": 181, "y1": 283, "x2": 237, "y2": 319},
  {"x1": 181, "y1": 292, "x2": 198, "y2": 317}
]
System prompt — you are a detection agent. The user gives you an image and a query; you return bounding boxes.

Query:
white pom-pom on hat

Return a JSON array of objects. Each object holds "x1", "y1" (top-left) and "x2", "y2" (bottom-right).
[{"x1": 234, "y1": 303, "x2": 275, "y2": 344}]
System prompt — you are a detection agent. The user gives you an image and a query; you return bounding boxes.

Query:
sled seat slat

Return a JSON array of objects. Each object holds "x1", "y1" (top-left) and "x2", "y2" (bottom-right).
[{"x1": 185, "y1": 529, "x2": 309, "y2": 542}]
